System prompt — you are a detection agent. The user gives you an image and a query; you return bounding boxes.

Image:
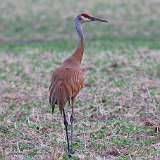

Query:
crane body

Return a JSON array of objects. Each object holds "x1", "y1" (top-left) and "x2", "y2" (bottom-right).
[{"x1": 49, "y1": 13, "x2": 108, "y2": 157}]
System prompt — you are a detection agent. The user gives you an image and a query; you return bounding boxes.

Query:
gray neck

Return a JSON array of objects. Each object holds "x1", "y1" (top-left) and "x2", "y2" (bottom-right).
[{"x1": 75, "y1": 16, "x2": 84, "y2": 48}]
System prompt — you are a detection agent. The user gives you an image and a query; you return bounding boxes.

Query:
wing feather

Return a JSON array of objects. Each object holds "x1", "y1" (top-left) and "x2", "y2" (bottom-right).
[{"x1": 49, "y1": 66, "x2": 84, "y2": 112}]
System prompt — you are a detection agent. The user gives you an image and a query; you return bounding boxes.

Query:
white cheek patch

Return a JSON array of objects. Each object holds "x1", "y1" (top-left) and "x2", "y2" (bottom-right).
[{"x1": 81, "y1": 16, "x2": 90, "y2": 22}]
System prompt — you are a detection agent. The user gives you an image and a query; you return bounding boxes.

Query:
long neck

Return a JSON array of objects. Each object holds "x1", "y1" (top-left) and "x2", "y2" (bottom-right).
[
  {"x1": 71, "y1": 16, "x2": 84, "y2": 64},
  {"x1": 75, "y1": 17, "x2": 84, "y2": 48}
]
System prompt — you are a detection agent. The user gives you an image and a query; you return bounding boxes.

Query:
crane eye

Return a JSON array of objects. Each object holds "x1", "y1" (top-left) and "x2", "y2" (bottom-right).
[{"x1": 81, "y1": 16, "x2": 91, "y2": 22}]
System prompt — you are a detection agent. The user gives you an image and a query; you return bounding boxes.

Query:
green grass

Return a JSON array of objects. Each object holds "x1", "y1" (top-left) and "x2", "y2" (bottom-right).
[{"x1": 0, "y1": 0, "x2": 160, "y2": 160}]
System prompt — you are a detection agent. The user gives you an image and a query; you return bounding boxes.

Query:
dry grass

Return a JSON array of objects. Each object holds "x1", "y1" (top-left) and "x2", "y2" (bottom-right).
[
  {"x1": 0, "y1": 0, "x2": 160, "y2": 160},
  {"x1": 0, "y1": 45, "x2": 160, "y2": 159}
]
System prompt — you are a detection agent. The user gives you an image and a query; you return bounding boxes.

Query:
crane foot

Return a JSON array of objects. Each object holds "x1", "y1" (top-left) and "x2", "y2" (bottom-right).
[
  {"x1": 68, "y1": 148, "x2": 74, "y2": 158},
  {"x1": 69, "y1": 148, "x2": 75, "y2": 154},
  {"x1": 68, "y1": 154, "x2": 72, "y2": 158}
]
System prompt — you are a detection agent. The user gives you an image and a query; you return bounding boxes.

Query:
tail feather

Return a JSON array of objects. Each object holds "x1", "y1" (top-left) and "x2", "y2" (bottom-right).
[{"x1": 49, "y1": 81, "x2": 71, "y2": 113}]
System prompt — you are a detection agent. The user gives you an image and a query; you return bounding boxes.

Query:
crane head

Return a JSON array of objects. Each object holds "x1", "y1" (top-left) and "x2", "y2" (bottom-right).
[{"x1": 79, "y1": 13, "x2": 108, "y2": 23}]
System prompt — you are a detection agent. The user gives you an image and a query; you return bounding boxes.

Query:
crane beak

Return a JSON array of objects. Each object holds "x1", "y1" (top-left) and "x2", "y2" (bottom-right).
[{"x1": 91, "y1": 17, "x2": 109, "y2": 23}]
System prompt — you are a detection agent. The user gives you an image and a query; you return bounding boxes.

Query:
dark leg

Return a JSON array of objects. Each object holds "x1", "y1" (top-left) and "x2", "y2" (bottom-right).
[
  {"x1": 62, "y1": 109, "x2": 71, "y2": 157},
  {"x1": 51, "y1": 105, "x2": 55, "y2": 114},
  {"x1": 70, "y1": 99, "x2": 75, "y2": 154}
]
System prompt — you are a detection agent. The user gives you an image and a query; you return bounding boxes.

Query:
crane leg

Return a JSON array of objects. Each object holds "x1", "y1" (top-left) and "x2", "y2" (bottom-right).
[
  {"x1": 51, "y1": 105, "x2": 55, "y2": 114},
  {"x1": 62, "y1": 109, "x2": 71, "y2": 157},
  {"x1": 70, "y1": 99, "x2": 75, "y2": 154}
]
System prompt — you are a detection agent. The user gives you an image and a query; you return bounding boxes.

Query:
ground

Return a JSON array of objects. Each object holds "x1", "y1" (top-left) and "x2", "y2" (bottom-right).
[{"x1": 0, "y1": 0, "x2": 160, "y2": 160}]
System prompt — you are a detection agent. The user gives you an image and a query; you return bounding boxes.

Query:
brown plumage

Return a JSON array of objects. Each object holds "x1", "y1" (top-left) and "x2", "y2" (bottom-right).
[
  {"x1": 49, "y1": 42, "x2": 84, "y2": 114},
  {"x1": 49, "y1": 13, "x2": 108, "y2": 157}
]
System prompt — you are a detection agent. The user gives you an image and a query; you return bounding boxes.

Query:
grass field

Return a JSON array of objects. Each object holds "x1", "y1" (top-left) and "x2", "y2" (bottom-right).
[{"x1": 0, "y1": 0, "x2": 160, "y2": 159}]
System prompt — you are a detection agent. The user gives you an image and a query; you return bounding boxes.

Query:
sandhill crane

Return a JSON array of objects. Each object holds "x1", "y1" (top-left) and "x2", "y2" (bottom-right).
[{"x1": 49, "y1": 13, "x2": 108, "y2": 157}]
